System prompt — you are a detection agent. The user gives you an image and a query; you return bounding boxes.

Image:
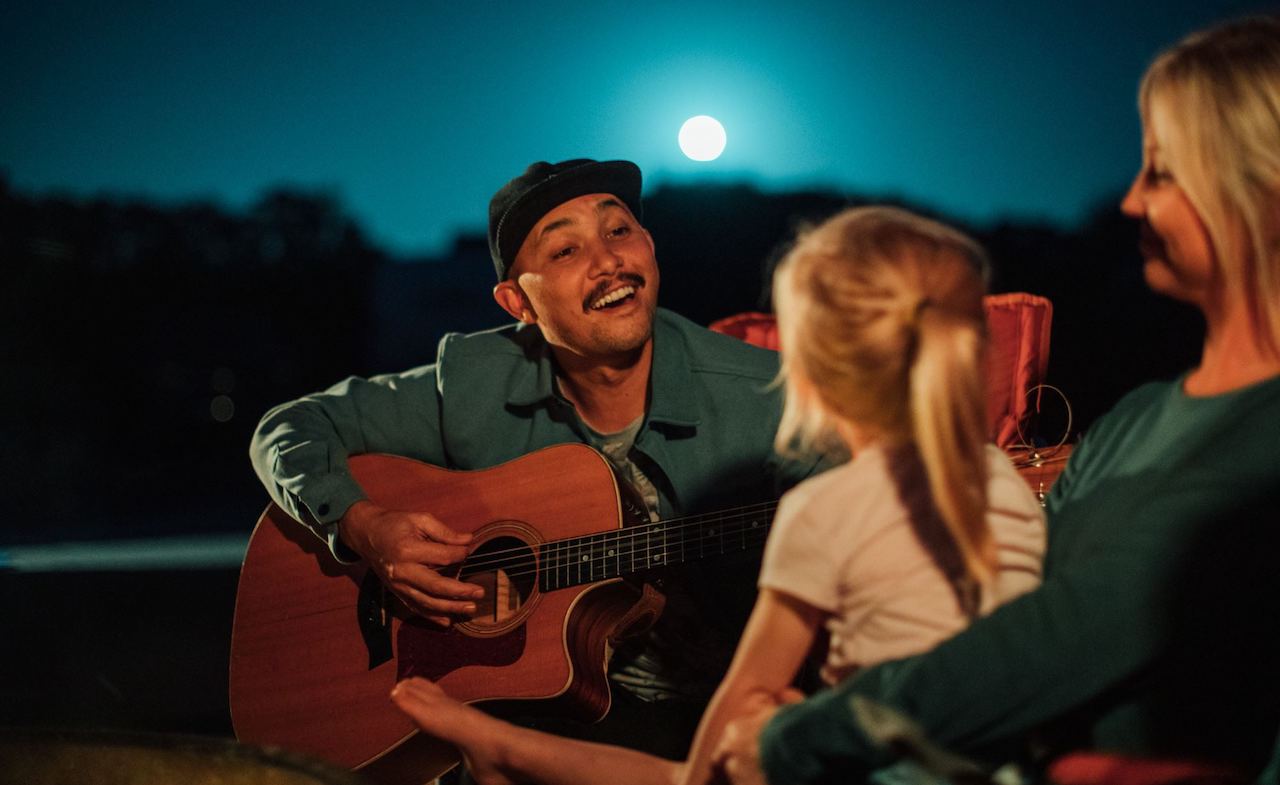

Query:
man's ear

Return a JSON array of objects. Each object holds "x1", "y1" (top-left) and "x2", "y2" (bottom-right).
[{"x1": 494, "y1": 280, "x2": 535, "y2": 324}]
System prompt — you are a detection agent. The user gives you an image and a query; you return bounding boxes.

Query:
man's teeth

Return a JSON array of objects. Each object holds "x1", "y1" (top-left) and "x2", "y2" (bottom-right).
[{"x1": 591, "y1": 286, "x2": 636, "y2": 310}]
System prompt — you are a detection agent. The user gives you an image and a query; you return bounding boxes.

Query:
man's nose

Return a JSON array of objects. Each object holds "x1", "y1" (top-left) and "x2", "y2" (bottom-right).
[{"x1": 587, "y1": 241, "x2": 623, "y2": 275}]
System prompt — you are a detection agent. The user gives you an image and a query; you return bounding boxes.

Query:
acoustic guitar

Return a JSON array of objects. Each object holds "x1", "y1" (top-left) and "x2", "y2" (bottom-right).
[{"x1": 229, "y1": 443, "x2": 776, "y2": 784}]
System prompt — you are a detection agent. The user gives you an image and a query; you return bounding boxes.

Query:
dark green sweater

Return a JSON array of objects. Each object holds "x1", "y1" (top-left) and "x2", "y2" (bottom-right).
[{"x1": 760, "y1": 373, "x2": 1280, "y2": 783}]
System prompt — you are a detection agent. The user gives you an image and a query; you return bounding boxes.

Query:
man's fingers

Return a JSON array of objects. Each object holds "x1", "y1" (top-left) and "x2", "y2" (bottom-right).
[
  {"x1": 411, "y1": 565, "x2": 484, "y2": 600},
  {"x1": 414, "y1": 515, "x2": 473, "y2": 546},
  {"x1": 401, "y1": 566, "x2": 483, "y2": 604},
  {"x1": 400, "y1": 540, "x2": 472, "y2": 570},
  {"x1": 393, "y1": 582, "x2": 479, "y2": 617}
]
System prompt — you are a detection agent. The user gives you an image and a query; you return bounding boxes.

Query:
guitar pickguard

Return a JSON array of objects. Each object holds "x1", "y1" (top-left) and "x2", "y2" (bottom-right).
[
  {"x1": 357, "y1": 571, "x2": 393, "y2": 669},
  {"x1": 396, "y1": 616, "x2": 527, "y2": 681}
]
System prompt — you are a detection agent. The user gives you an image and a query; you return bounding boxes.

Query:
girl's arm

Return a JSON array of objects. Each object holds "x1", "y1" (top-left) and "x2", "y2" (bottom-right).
[{"x1": 678, "y1": 587, "x2": 825, "y2": 785}]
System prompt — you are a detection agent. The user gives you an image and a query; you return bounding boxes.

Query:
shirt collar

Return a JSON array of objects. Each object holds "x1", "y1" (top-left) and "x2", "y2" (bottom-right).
[
  {"x1": 503, "y1": 309, "x2": 702, "y2": 428},
  {"x1": 503, "y1": 323, "x2": 560, "y2": 408},
  {"x1": 646, "y1": 309, "x2": 701, "y2": 428}
]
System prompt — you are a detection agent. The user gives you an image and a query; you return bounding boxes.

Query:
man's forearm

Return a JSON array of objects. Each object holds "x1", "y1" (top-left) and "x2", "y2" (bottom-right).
[{"x1": 248, "y1": 366, "x2": 447, "y2": 551}]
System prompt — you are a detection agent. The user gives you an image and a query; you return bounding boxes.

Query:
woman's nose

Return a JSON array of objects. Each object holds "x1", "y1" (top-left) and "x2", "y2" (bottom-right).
[{"x1": 1120, "y1": 174, "x2": 1145, "y2": 218}]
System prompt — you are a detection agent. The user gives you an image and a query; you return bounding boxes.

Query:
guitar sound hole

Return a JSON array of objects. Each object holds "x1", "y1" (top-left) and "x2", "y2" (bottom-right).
[{"x1": 457, "y1": 536, "x2": 536, "y2": 627}]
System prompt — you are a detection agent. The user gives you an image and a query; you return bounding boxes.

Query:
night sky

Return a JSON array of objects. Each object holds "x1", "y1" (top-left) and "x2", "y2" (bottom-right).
[{"x1": 2, "y1": 1, "x2": 1273, "y2": 257}]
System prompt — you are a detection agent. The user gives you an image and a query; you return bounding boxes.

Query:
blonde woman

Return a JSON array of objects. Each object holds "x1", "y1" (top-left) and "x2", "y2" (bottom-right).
[
  {"x1": 714, "y1": 17, "x2": 1280, "y2": 785},
  {"x1": 389, "y1": 207, "x2": 1046, "y2": 785}
]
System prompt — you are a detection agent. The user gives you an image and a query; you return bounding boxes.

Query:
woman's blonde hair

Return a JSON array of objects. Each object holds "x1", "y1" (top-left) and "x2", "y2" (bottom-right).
[
  {"x1": 773, "y1": 206, "x2": 995, "y2": 585},
  {"x1": 1139, "y1": 15, "x2": 1280, "y2": 356}
]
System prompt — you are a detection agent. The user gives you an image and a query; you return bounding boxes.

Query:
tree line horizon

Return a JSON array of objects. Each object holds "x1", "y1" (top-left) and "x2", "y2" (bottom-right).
[{"x1": 1, "y1": 175, "x2": 1201, "y2": 544}]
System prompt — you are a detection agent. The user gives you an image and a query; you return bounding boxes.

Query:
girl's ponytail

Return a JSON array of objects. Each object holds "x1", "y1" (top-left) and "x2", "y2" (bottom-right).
[{"x1": 910, "y1": 303, "x2": 996, "y2": 592}]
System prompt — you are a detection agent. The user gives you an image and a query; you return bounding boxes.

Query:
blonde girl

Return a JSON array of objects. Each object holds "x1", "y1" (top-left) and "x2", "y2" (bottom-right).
[{"x1": 390, "y1": 206, "x2": 1046, "y2": 785}]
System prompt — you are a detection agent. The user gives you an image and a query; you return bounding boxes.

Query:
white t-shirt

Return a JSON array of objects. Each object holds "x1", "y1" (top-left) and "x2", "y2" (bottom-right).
[{"x1": 758, "y1": 443, "x2": 1045, "y2": 684}]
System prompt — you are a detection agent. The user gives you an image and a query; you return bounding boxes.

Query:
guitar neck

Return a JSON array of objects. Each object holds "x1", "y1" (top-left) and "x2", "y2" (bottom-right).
[{"x1": 536, "y1": 501, "x2": 778, "y2": 593}]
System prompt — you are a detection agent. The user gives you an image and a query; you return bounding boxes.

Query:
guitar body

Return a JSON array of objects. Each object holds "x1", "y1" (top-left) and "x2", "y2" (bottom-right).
[{"x1": 229, "y1": 444, "x2": 662, "y2": 783}]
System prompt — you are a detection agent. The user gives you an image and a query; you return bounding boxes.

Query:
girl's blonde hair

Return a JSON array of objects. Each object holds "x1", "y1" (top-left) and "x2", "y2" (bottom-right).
[
  {"x1": 773, "y1": 206, "x2": 995, "y2": 586},
  {"x1": 1139, "y1": 15, "x2": 1280, "y2": 357}
]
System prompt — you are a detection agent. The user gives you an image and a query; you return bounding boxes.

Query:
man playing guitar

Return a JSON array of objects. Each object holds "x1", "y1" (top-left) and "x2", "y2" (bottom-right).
[{"x1": 248, "y1": 158, "x2": 817, "y2": 765}]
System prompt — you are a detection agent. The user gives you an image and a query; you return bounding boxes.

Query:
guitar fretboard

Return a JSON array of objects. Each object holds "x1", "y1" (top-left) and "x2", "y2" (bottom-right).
[{"x1": 536, "y1": 502, "x2": 777, "y2": 592}]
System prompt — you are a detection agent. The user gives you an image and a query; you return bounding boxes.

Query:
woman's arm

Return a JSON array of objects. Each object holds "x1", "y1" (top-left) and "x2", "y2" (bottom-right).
[{"x1": 679, "y1": 588, "x2": 825, "y2": 785}]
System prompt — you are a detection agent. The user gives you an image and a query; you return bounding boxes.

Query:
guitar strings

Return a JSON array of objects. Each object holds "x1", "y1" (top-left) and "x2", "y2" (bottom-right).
[
  {"x1": 458, "y1": 521, "x2": 776, "y2": 580},
  {"x1": 455, "y1": 500, "x2": 777, "y2": 572},
  {"x1": 457, "y1": 507, "x2": 778, "y2": 583},
  {"x1": 461, "y1": 520, "x2": 776, "y2": 576},
  {"x1": 455, "y1": 499, "x2": 778, "y2": 569},
  {"x1": 482, "y1": 527, "x2": 775, "y2": 585}
]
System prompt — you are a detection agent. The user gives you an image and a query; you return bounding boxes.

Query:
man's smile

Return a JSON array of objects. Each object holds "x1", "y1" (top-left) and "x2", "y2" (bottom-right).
[{"x1": 584, "y1": 274, "x2": 645, "y2": 312}]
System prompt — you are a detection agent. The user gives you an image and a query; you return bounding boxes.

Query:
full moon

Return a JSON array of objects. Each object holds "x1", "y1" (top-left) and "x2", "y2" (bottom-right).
[{"x1": 678, "y1": 115, "x2": 727, "y2": 161}]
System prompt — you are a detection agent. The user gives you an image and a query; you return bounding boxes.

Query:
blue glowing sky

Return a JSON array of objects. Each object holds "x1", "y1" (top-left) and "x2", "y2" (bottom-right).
[{"x1": 1, "y1": 1, "x2": 1271, "y2": 256}]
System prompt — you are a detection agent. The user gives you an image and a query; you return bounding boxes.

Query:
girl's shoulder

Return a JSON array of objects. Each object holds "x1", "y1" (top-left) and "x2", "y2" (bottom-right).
[{"x1": 776, "y1": 447, "x2": 892, "y2": 521}]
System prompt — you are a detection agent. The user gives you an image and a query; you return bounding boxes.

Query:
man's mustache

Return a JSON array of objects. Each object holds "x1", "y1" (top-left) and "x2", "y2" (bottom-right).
[{"x1": 583, "y1": 273, "x2": 646, "y2": 311}]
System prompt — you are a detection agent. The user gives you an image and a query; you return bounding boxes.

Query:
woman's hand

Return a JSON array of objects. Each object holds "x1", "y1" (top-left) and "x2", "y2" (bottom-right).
[{"x1": 712, "y1": 688, "x2": 803, "y2": 785}]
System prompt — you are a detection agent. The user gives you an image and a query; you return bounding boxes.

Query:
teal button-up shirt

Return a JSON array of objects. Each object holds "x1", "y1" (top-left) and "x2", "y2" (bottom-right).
[
  {"x1": 250, "y1": 307, "x2": 812, "y2": 561},
  {"x1": 250, "y1": 307, "x2": 818, "y2": 701}
]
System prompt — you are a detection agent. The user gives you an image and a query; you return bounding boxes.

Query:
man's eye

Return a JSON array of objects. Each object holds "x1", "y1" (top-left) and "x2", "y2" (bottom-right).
[
  {"x1": 608, "y1": 225, "x2": 631, "y2": 238},
  {"x1": 552, "y1": 246, "x2": 575, "y2": 259}
]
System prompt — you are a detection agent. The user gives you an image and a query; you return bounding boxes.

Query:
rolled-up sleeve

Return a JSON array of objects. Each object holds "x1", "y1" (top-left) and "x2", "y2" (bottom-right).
[{"x1": 248, "y1": 363, "x2": 447, "y2": 558}]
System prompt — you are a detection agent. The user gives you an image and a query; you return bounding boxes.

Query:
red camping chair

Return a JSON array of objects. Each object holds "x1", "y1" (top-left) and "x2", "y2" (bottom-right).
[{"x1": 709, "y1": 293, "x2": 1068, "y2": 494}]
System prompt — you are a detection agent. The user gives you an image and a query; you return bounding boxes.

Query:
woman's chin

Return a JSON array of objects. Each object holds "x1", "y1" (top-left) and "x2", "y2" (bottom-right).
[{"x1": 1142, "y1": 259, "x2": 1197, "y2": 304}]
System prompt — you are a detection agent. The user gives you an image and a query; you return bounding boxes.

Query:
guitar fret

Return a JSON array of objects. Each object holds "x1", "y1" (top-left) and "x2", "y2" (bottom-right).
[
  {"x1": 535, "y1": 502, "x2": 779, "y2": 591},
  {"x1": 605, "y1": 532, "x2": 619, "y2": 580},
  {"x1": 558, "y1": 540, "x2": 565, "y2": 588}
]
